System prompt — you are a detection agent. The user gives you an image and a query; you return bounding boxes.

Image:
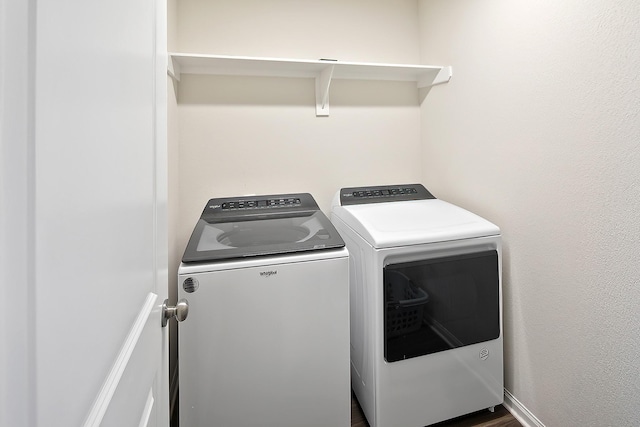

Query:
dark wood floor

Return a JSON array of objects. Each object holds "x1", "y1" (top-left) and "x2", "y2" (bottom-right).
[
  {"x1": 172, "y1": 392, "x2": 522, "y2": 426},
  {"x1": 351, "y1": 393, "x2": 522, "y2": 427}
]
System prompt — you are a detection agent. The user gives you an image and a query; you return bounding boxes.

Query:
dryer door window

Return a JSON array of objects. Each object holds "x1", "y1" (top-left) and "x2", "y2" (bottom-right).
[{"x1": 384, "y1": 250, "x2": 500, "y2": 363}]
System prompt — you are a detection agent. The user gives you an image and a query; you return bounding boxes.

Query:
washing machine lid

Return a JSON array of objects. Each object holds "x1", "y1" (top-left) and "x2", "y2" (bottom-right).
[
  {"x1": 182, "y1": 193, "x2": 345, "y2": 263},
  {"x1": 332, "y1": 184, "x2": 500, "y2": 248}
]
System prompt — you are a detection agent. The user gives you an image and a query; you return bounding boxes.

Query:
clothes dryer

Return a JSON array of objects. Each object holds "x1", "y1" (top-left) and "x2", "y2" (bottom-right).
[
  {"x1": 331, "y1": 184, "x2": 503, "y2": 427},
  {"x1": 178, "y1": 193, "x2": 350, "y2": 427}
]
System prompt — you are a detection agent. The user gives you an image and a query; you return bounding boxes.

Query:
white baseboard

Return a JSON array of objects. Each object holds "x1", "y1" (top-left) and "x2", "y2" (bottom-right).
[{"x1": 503, "y1": 389, "x2": 545, "y2": 427}]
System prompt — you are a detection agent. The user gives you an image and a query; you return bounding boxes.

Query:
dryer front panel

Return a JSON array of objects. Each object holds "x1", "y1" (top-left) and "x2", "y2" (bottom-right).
[
  {"x1": 374, "y1": 237, "x2": 503, "y2": 427},
  {"x1": 383, "y1": 249, "x2": 499, "y2": 363}
]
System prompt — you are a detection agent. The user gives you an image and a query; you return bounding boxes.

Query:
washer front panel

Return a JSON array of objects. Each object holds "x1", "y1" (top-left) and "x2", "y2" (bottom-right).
[{"x1": 178, "y1": 254, "x2": 350, "y2": 427}]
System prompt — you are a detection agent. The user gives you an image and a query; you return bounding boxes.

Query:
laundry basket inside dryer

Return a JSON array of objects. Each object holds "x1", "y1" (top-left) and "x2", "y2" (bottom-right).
[{"x1": 385, "y1": 270, "x2": 429, "y2": 338}]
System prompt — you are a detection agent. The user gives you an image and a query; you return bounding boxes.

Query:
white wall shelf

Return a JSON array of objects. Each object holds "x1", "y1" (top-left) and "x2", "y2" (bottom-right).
[{"x1": 168, "y1": 53, "x2": 452, "y2": 116}]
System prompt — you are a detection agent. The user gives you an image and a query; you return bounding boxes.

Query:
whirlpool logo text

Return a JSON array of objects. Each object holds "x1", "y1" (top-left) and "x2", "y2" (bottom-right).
[{"x1": 260, "y1": 270, "x2": 278, "y2": 277}]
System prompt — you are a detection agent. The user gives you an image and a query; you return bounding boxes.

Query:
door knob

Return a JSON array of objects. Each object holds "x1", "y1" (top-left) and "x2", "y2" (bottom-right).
[{"x1": 162, "y1": 298, "x2": 189, "y2": 327}]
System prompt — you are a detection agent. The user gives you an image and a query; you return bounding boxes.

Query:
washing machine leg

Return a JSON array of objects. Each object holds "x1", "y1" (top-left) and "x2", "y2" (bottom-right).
[{"x1": 488, "y1": 406, "x2": 495, "y2": 413}]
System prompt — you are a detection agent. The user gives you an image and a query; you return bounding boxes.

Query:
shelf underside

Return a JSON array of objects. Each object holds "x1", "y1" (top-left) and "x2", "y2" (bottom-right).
[
  {"x1": 170, "y1": 53, "x2": 449, "y2": 86},
  {"x1": 168, "y1": 53, "x2": 452, "y2": 116}
]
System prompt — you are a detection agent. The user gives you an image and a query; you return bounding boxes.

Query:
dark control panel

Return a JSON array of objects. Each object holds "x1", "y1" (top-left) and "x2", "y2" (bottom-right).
[
  {"x1": 201, "y1": 193, "x2": 318, "y2": 219},
  {"x1": 221, "y1": 197, "x2": 301, "y2": 211},
  {"x1": 339, "y1": 184, "x2": 435, "y2": 205}
]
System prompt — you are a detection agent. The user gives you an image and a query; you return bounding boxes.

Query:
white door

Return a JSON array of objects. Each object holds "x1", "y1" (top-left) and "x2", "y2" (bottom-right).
[{"x1": 0, "y1": 0, "x2": 169, "y2": 426}]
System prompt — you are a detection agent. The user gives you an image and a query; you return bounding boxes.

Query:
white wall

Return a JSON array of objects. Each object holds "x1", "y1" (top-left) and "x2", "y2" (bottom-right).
[
  {"x1": 177, "y1": 0, "x2": 420, "y2": 63},
  {"x1": 173, "y1": 0, "x2": 427, "y2": 255},
  {"x1": 1, "y1": 0, "x2": 35, "y2": 426},
  {"x1": 419, "y1": 0, "x2": 640, "y2": 425},
  {"x1": 171, "y1": 1, "x2": 640, "y2": 424}
]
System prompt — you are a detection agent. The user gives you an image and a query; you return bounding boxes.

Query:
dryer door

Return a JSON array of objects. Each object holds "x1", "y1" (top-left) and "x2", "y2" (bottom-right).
[{"x1": 383, "y1": 250, "x2": 500, "y2": 363}]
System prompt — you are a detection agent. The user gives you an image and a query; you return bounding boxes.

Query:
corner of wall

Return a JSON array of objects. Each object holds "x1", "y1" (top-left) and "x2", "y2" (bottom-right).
[{"x1": 503, "y1": 389, "x2": 546, "y2": 427}]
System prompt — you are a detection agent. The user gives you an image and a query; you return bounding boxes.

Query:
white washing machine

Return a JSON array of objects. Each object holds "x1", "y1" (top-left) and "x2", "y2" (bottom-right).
[
  {"x1": 178, "y1": 193, "x2": 350, "y2": 427},
  {"x1": 331, "y1": 184, "x2": 503, "y2": 427}
]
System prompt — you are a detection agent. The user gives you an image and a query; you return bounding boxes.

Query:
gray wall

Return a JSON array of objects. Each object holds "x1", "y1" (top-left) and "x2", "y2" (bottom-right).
[
  {"x1": 168, "y1": 0, "x2": 640, "y2": 424},
  {"x1": 419, "y1": 1, "x2": 640, "y2": 425},
  {"x1": 171, "y1": 0, "x2": 426, "y2": 255}
]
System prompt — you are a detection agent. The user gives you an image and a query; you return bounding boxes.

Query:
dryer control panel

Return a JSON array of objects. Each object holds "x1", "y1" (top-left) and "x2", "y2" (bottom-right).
[{"x1": 339, "y1": 184, "x2": 435, "y2": 205}]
